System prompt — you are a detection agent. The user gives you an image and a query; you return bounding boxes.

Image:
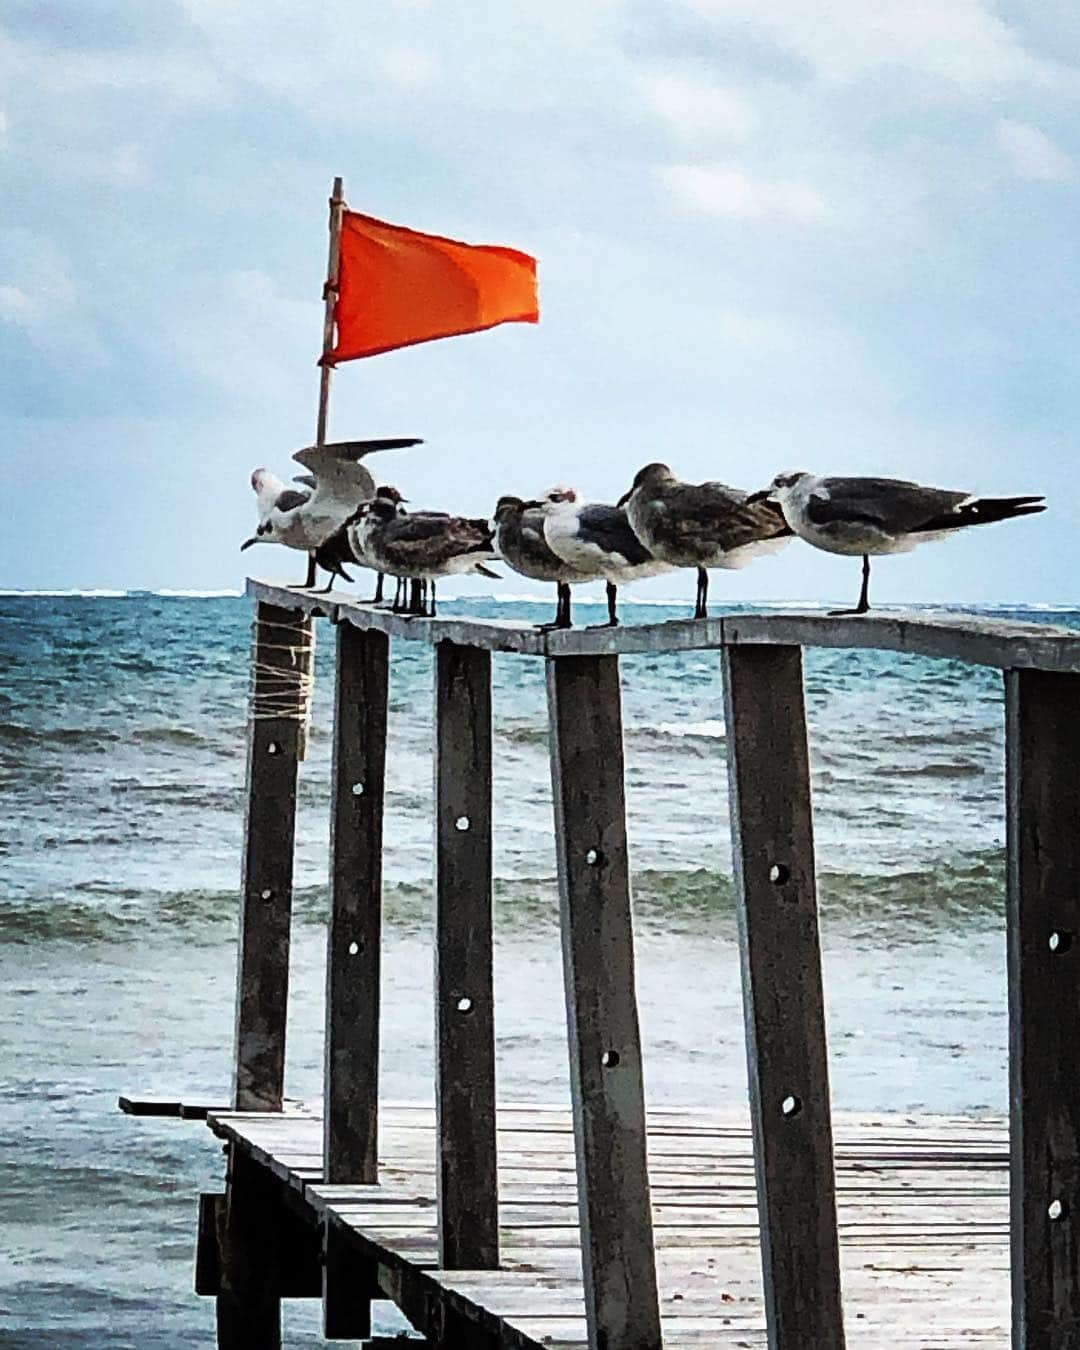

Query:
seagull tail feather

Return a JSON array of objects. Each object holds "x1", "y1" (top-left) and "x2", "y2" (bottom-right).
[{"x1": 917, "y1": 495, "x2": 1046, "y2": 533}]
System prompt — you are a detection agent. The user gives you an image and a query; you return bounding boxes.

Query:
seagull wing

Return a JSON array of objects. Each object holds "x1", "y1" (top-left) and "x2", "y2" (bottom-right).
[
  {"x1": 578, "y1": 504, "x2": 655, "y2": 566},
  {"x1": 806, "y1": 477, "x2": 968, "y2": 534},
  {"x1": 292, "y1": 438, "x2": 423, "y2": 512},
  {"x1": 381, "y1": 514, "x2": 493, "y2": 569}
]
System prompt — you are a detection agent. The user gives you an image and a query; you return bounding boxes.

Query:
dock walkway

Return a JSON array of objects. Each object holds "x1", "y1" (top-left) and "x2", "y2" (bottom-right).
[
  {"x1": 208, "y1": 1101, "x2": 1009, "y2": 1347},
  {"x1": 123, "y1": 584, "x2": 1080, "y2": 1347}
]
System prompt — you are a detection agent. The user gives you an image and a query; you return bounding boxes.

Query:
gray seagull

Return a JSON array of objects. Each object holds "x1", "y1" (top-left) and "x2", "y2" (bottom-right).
[
  {"x1": 749, "y1": 471, "x2": 1046, "y2": 615},
  {"x1": 618, "y1": 462, "x2": 792, "y2": 619},
  {"x1": 540, "y1": 486, "x2": 674, "y2": 627}
]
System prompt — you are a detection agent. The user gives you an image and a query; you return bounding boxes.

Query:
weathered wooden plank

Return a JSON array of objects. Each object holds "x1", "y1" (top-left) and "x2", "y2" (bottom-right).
[
  {"x1": 434, "y1": 641, "x2": 499, "y2": 1269},
  {"x1": 324, "y1": 624, "x2": 389, "y2": 1184},
  {"x1": 546, "y1": 654, "x2": 662, "y2": 1350},
  {"x1": 245, "y1": 577, "x2": 1080, "y2": 672},
  {"x1": 1005, "y1": 669, "x2": 1080, "y2": 1348},
  {"x1": 233, "y1": 602, "x2": 310, "y2": 1112},
  {"x1": 722, "y1": 643, "x2": 846, "y2": 1350}
]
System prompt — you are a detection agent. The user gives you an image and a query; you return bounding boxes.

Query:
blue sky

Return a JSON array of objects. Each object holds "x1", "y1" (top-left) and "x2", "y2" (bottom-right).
[{"x1": 2, "y1": 0, "x2": 1078, "y2": 603}]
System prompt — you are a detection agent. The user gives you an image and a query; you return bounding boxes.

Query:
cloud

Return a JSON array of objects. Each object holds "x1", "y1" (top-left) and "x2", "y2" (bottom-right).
[
  {"x1": 0, "y1": 284, "x2": 35, "y2": 325},
  {"x1": 377, "y1": 47, "x2": 439, "y2": 87},
  {"x1": 996, "y1": 119, "x2": 1074, "y2": 180},
  {"x1": 659, "y1": 163, "x2": 830, "y2": 223},
  {"x1": 679, "y1": 0, "x2": 1062, "y2": 93},
  {"x1": 637, "y1": 70, "x2": 754, "y2": 142}
]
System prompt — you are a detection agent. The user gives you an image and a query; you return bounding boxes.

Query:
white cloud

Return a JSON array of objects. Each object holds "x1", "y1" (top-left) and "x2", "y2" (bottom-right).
[
  {"x1": 683, "y1": 0, "x2": 1061, "y2": 92},
  {"x1": 996, "y1": 119, "x2": 1074, "y2": 180},
  {"x1": 660, "y1": 163, "x2": 830, "y2": 224},
  {"x1": 638, "y1": 71, "x2": 754, "y2": 142},
  {"x1": 0, "y1": 284, "x2": 35, "y2": 325},
  {"x1": 378, "y1": 47, "x2": 439, "y2": 87}
]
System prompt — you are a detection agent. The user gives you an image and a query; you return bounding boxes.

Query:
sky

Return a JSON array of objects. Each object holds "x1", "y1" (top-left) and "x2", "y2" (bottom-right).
[{"x1": 2, "y1": 0, "x2": 1078, "y2": 603}]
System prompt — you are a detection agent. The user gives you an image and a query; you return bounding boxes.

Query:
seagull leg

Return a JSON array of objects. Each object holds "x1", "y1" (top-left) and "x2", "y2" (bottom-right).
[
  {"x1": 829, "y1": 555, "x2": 872, "y2": 617},
  {"x1": 304, "y1": 553, "x2": 317, "y2": 588},
  {"x1": 392, "y1": 577, "x2": 405, "y2": 612},
  {"x1": 587, "y1": 580, "x2": 620, "y2": 629},
  {"x1": 371, "y1": 573, "x2": 385, "y2": 605},
  {"x1": 694, "y1": 567, "x2": 709, "y2": 620},
  {"x1": 539, "y1": 581, "x2": 573, "y2": 631},
  {"x1": 429, "y1": 580, "x2": 437, "y2": 617},
  {"x1": 408, "y1": 579, "x2": 424, "y2": 615}
]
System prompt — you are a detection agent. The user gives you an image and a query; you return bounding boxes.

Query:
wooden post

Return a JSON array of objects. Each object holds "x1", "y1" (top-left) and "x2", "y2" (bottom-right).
[
  {"x1": 324, "y1": 623, "x2": 389, "y2": 1183},
  {"x1": 722, "y1": 643, "x2": 845, "y2": 1350},
  {"x1": 233, "y1": 602, "x2": 310, "y2": 1112},
  {"x1": 216, "y1": 1148, "x2": 282, "y2": 1348},
  {"x1": 434, "y1": 641, "x2": 499, "y2": 1269},
  {"x1": 546, "y1": 654, "x2": 661, "y2": 1350},
  {"x1": 1005, "y1": 668, "x2": 1080, "y2": 1348}
]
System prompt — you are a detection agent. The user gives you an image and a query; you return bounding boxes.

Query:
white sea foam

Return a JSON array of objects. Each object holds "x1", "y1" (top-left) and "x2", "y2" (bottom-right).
[
  {"x1": 653, "y1": 719, "x2": 726, "y2": 739},
  {"x1": 152, "y1": 589, "x2": 244, "y2": 598},
  {"x1": 0, "y1": 588, "x2": 130, "y2": 598}
]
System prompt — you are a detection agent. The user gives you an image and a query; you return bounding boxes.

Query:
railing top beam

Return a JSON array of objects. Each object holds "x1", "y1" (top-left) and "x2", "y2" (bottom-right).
[{"x1": 247, "y1": 578, "x2": 1080, "y2": 672}]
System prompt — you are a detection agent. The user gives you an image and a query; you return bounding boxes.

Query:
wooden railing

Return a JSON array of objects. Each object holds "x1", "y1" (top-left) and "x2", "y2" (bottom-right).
[{"x1": 235, "y1": 578, "x2": 1080, "y2": 1350}]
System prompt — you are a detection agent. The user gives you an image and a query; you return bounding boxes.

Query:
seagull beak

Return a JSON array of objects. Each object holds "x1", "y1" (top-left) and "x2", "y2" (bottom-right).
[
  {"x1": 240, "y1": 536, "x2": 259, "y2": 551},
  {"x1": 521, "y1": 499, "x2": 544, "y2": 509},
  {"x1": 745, "y1": 489, "x2": 772, "y2": 504},
  {"x1": 615, "y1": 489, "x2": 631, "y2": 507}
]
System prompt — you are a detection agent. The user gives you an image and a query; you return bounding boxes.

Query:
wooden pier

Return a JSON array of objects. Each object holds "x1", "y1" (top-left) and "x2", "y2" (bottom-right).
[{"x1": 124, "y1": 580, "x2": 1080, "y2": 1349}]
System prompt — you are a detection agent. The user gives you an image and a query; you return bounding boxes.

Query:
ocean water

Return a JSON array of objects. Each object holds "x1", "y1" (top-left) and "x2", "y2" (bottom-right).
[{"x1": 1, "y1": 592, "x2": 1070, "y2": 1346}]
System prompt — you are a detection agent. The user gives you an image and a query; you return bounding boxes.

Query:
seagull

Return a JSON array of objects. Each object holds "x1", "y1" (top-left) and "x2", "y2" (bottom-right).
[
  {"x1": 493, "y1": 495, "x2": 594, "y2": 629},
  {"x1": 240, "y1": 438, "x2": 421, "y2": 587},
  {"x1": 540, "y1": 486, "x2": 674, "y2": 627},
  {"x1": 749, "y1": 471, "x2": 1047, "y2": 615},
  {"x1": 618, "y1": 462, "x2": 792, "y2": 619},
  {"x1": 351, "y1": 495, "x2": 499, "y2": 616}
]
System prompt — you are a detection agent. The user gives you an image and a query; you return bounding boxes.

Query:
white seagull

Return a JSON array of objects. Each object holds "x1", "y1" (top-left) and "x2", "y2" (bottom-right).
[
  {"x1": 749, "y1": 471, "x2": 1046, "y2": 615},
  {"x1": 540, "y1": 486, "x2": 674, "y2": 626},
  {"x1": 241, "y1": 437, "x2": 422, "y2": 587}
]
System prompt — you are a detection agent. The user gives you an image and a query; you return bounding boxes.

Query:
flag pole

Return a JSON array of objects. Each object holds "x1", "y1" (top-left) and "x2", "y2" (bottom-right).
[
  {"x1": 296, "y1": 176, "x2": 345, "y2": 757},
  {"x1": 316, "y1": 174, "x2": 346, "y2": 445}
]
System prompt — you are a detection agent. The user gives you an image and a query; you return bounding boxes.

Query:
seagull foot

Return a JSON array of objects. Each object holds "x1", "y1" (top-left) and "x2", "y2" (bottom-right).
[{"x1": 828, "y1": 604, "x2": 871, "y2": 617}]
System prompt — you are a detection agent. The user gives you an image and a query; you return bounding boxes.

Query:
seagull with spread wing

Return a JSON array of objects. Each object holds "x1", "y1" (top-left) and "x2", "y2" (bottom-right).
[{"x1": 240, "y1": 437, "x2": 422, "y2": 586}]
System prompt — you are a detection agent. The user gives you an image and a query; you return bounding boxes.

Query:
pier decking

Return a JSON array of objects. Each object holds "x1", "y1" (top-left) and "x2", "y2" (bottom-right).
[
  {"x1": 206, "y1": 1101, "x2": 1011, "y2": 1347},
  {"x1": 123, "y1": 581, "x2": 1080, "y2": 1348}
]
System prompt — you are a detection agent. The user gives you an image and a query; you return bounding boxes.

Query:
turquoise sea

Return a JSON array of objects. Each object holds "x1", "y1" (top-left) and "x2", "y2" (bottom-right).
[{"x1": 2, "y1": 591, "x2": 1068, "y2": 1346}]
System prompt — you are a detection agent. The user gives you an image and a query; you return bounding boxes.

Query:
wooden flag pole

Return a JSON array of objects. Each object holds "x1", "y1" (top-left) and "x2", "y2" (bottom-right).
[
  {"x1": 294, "y1": 176, "x2": 345, "y2": 755},
  {"x1": 317, "y1": 175, "x2": 346, "y2": 446}
]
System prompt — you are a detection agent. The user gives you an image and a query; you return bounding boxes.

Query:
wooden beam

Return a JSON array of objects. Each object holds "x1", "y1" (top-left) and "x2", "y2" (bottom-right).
[
  {"x1": 1006, "y1": 668, "x2": 1080, "y2": 1348},
  {"x1": 246, "y1": 577, "x2": 1080, "y2": 673},
  {"x1": 434, "y1": 641, "x2": 499, "y2": 1269},
  {"x1": 722, "y1": 643, "x2": 845, "y2": 1350},
  {"x1": 546, "y1": 654, "x2": 661, "y2": 1350},
  {"x1": 324, "y1": 624, "x2": 389, "y2": 1184},
  {"x1": 233, "y1": 602, "x2": 310, "y2": 1112},
  {"x1": 322, "y1": 1216, "x2": 373, "y2": 1340}
]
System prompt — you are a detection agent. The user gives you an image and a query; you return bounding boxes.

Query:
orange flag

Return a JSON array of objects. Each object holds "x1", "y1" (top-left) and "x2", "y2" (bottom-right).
[{"x1": 326, "y1": 211, "x2": 539, "y2": 363}]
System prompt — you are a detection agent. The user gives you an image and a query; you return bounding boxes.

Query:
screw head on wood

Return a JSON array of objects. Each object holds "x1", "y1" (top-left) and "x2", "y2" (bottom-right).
[
  {"x1": 455, "y1": 815, "x2": 470, "y2": 832},
  {"x1": 352, "y1": 782, "x2": 365, "y2": 796}
]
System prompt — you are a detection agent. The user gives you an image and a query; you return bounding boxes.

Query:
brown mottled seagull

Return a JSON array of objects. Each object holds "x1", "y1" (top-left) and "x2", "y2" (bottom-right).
[
  {"x1": 493, "y1": 495, "x2": 595, "y2": 629},
  {"x1": 344, "y1": 494, "x2": 499, "y2": 616},
  {"x1": 618, "y1": 462, "x2": 792, "y2": 619}
]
